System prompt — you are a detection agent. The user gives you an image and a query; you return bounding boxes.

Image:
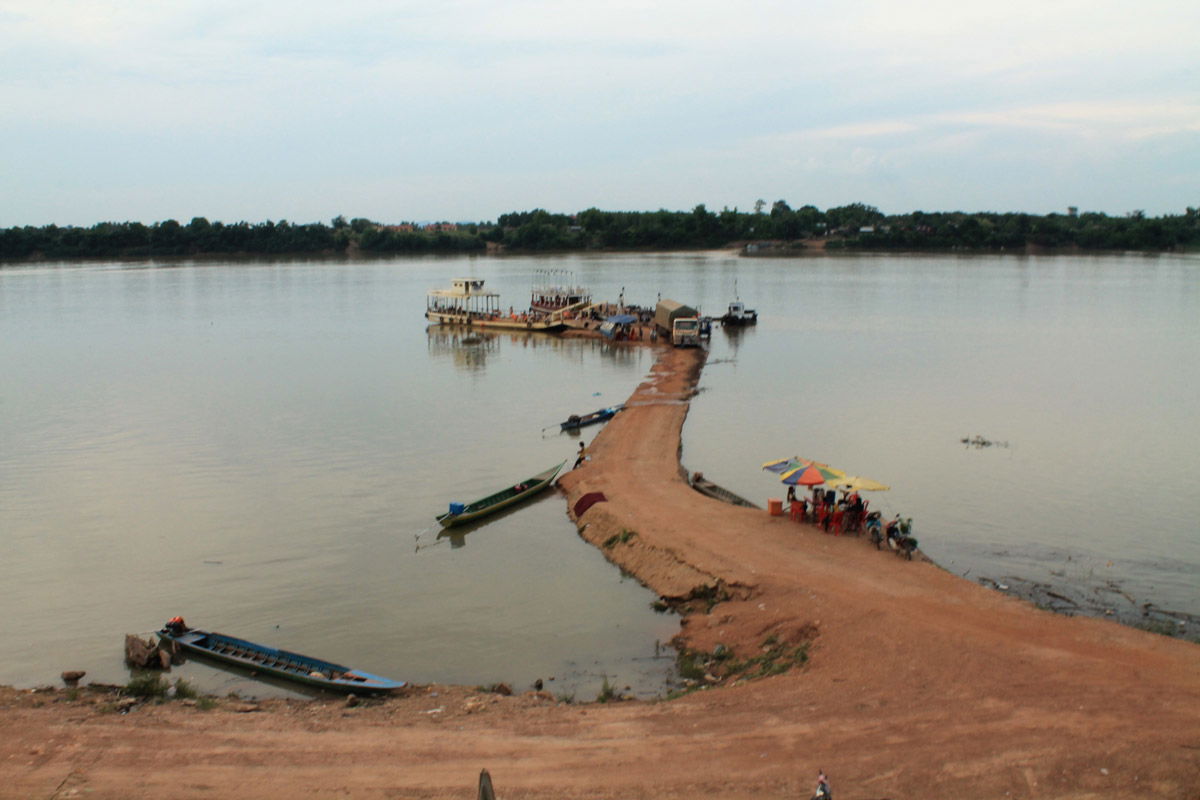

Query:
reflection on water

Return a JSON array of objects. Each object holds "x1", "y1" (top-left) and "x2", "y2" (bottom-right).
[
  {"x1": 1, "y1": 251, "x2": 1197, "y2": 699},
  {"x1": 0, "y1": 260, "x2": 671, "y2": 699},
  {"x1": 426, "y1": 328, "x2": 501, "y2": 371}
]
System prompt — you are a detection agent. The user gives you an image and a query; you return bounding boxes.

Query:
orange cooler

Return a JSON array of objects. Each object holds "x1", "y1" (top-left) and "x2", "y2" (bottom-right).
[{"x1": 767, "y1": 498, "x2": 783, "y2": 516}]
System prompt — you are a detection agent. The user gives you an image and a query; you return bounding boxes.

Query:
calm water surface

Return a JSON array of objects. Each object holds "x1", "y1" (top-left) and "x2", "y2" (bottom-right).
[{"x1": 1, "y1": 251, "x2": 1197, "y2": 695}]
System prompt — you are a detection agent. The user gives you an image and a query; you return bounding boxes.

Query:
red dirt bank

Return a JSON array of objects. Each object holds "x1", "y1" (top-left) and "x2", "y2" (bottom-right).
[{"x1": 2, "y1": 346, "x2": 1198, "y2": 800}]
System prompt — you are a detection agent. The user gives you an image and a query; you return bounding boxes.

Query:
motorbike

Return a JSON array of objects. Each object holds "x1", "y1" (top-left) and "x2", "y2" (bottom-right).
[
  {"x1": 887, "y1": 516, "x2": 918, "y2": 560},
  {"x1": 884, "y1": 515, "x2": 901, "y2": 549},
  {"x1": 866, "y1": 511, "x2": 884, "y2": 549}
]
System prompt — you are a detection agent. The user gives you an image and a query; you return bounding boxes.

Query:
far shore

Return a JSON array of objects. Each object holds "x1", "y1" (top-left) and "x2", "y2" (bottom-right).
[{"x1": 2, "y1": 342, "x2": 1198, "y2": 799}]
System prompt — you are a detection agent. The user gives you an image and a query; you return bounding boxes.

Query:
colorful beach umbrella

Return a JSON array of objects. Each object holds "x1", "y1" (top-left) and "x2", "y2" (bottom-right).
[
  {"x1": 762, "y1": 457, "x2": 840, "y2": 474},
  {"x1": 833, "y1": 475, "x2": 890, "y2": 492},
  {"x1": 779, "y1": 463, "x2": 846, "y2": 486}
]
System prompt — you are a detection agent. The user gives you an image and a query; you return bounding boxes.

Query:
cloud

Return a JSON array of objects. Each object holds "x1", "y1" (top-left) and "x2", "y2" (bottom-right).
[{"x1": 1, "y1": 0, "x2": 1198, "y2": 223}]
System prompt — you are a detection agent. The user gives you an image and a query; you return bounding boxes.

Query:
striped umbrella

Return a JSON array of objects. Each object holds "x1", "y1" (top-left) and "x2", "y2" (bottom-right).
[
  {"x1": 761, "y1": 457, "x2": 803, "y2": 474},
  {"x1": 779, "y1": 462, "x2": 846, "y2": 486}
]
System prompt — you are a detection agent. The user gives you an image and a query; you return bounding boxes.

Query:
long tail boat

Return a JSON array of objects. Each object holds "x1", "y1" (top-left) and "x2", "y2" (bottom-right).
[
  {"x1": 560, "y1": 405, "x2": 623, "y2": 431},
  {"x1": 437, "y1": 461, "x2": 565, "y2": 528},
  {"x1": 690, "y1": 472, "x2": 761, "y2": 509},
  {"x1": 156, "y1": 622, "x2": 405, "y2": 694}
]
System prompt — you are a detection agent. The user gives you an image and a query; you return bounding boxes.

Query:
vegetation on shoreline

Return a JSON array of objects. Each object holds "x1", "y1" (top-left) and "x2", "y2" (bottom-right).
[{"x1": 3, "y1": 203, "x2": 1197, "y2": 262}]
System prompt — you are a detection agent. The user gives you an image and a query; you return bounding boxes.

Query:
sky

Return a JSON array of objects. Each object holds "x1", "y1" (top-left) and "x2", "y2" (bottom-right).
[{"x1": 1, "y1": 0, "x2": 1197, "y2": 226}]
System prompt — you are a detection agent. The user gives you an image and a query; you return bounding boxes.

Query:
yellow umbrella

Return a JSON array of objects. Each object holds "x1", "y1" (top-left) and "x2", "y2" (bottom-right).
[{"x1": 834, "y1": 475, "x2": 890, "y2": 492}]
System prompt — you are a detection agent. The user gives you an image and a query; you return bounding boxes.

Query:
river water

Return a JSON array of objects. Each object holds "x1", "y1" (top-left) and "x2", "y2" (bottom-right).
[{"x1": 1, "y1": 251, "x2": 1196, "y2": 697}]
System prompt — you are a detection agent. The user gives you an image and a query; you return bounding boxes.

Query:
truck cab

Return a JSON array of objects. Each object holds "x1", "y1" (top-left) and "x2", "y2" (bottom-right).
[{"x1": 672, "y1": 317, "x2": 701, "y2": 347}]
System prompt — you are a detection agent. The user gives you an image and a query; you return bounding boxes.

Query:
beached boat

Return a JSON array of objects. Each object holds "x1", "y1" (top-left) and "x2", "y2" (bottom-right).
[
  {"x1": 437, "y1": 461, "x2": 566, "y2": 528},
  {"x1": 156, "y1": 623, "x2": 405, "y2": 694},
  {"x1": 690, "y1": 472, "x2": 760, "y2": 509},
  {"x1": 560, "y1": 405, "x2": 623, "y2": 431},
  {"x1": 425, "y1": 278, "x2": 568, "y2": 332}
]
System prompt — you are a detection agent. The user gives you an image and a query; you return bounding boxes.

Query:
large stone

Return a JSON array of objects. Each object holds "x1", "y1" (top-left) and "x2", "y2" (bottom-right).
[{"x1": 124, "y1": 635, "x2": 168, "y2": 669}]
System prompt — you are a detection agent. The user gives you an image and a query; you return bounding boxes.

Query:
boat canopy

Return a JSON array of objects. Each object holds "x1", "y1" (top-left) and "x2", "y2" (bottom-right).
[
  {"x1": 427, "y1": 277, "x2": 502, "y2": 316},
  {"x1": 428, "y1": 278, "x2": 498, "y2": 299},
  {"x1": 605, "y1": 314, "x2": 637, "y2": 325}
]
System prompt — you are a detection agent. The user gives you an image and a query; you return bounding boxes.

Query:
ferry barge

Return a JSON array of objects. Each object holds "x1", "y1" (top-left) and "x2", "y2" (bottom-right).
[{"x1": 425, "y1": 278, "x2": 569, "y2": 332}]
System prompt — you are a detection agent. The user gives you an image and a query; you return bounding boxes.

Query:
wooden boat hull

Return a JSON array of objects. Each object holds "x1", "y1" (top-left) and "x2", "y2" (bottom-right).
[
  {"x1": 690, "y1": 476, "x2": 760, "y2": 509},
  {"x1": 425, "y1": 310, "x2": 566, "y2": 332},
  {"x1": 157, "y1": 628, "x2": 405, "y2": 693},
  {"x1": 437, "y1": 461, "x2": 565, "y2": 528},
  {"x1": 560, "y1": 405, "x2": 622, "y2": 431}
]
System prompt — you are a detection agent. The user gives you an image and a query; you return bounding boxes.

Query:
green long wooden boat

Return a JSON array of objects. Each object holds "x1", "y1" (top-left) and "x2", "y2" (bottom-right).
[{"x1": 437, "y1": 461, "x2": 565, "y2": 528}]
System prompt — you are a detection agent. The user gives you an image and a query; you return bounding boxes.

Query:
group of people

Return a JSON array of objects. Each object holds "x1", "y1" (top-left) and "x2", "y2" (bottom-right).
[{"x1": 785, "y1": 485, "x2": 868, "y2": 535}]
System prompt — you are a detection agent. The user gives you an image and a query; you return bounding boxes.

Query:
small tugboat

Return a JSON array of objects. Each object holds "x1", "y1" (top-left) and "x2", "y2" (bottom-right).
[
  {"x1": 718, "y1": 281, "x2": 757, "y2": 326},
  {"x1": 719, "y1": 300, "x2": 757, "y2": 326}
]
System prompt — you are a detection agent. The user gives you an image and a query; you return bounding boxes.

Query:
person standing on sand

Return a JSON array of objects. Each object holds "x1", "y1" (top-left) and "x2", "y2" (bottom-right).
[
  {"x1": 573, "y1": 441, "x2": 587, "y2": 469},
  {"x1": 811, "y1": 770, "x2": 831, "y2": 799}
]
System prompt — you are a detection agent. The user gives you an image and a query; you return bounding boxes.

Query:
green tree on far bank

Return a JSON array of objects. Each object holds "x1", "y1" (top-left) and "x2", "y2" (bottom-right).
[{"x1": 2, "y1": 205, "x2": 1197, "y2": 262}]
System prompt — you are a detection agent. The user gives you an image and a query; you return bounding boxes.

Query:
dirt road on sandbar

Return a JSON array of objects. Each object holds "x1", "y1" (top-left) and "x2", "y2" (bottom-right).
[{"x1": 2, "y1": 345, "x2": 1198, "y2": 800}]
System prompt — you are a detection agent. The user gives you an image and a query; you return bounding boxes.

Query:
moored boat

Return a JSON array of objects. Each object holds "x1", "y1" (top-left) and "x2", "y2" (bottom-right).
[
  {"x1": 437, "y1": 461, "x2": 566, "y2": 528},
  {"x1": 529, "y1": 269, "x2": 592, "y2": 319},
  {"x1": 560, "y1": 405, "x2": 623, "y2": 431},
  {"x1": 690, "y1": 472, "x2": 760, "y2": 509},
  {"x1": 718, "y1": 300, "x2": 757, "y2": 325},
  {"x1": 426, "y1": 278, "x2": 567, "y2": 332},
  {"x1": 718, "y1": 280, "x2": 757, "y2": 325},
  {"x1": 156, "y1": 620, "x2": 405, "y2": 693}
]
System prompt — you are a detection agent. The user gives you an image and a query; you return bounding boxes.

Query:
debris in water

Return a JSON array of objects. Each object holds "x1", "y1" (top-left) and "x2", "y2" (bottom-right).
[{"x1": 960, "y1": 435, "x2": 1010, "y2": 448}]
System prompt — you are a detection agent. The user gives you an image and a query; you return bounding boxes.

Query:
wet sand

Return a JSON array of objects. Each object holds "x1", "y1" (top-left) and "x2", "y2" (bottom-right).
[{"x1": 2, "y1": 344, "x2": 1198, "y2": 799}]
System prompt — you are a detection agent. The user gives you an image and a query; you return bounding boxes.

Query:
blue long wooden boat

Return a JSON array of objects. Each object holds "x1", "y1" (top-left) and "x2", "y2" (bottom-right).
[
  {"x1": 437, "y1": 460, "x2": 565, "y2": 528},
  {"x1": 156, "y1": 624, "x2": 405, "y2": 694},
  {"x1": 560, "y1": 405, "x2": 623, "y2": 431}
]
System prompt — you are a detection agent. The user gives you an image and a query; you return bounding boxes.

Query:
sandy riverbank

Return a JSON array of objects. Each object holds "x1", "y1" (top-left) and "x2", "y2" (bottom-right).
[{"x1": 2, "y1": 344, "x2": 1198, "y2": 799}]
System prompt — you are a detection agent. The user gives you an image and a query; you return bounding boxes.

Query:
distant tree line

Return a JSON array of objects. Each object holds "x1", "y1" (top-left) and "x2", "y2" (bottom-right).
[
  {"x1": 0, "y1": 215, "x2": 486, "y2": 261},
  {"x1": 2, "y1": 205, "x2": 1197, "y2": 261},
  {"x1": 489, "y1": 203, "x2": 1200, "y2": 253}
]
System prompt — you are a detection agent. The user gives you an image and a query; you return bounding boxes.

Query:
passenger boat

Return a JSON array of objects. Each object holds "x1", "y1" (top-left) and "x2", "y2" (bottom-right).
[
  {"x1": 156, "y1": 622, "x2": 405, "y2": 694},
  {"x1": 690, "y1": 472, "x2": 760, "y2": 509},
  {"x1": 437, "y1": 461, "x2": 566, "y2": 528},
  {"x1": 560, "y1": 405, "x2": 623, "y2": 431},
  {"x1": 425, "y1": 278, "x2": 568, "y2": 332},
  {"x1": 529, "y1": 269, "x2": 592, "y2": 319}
]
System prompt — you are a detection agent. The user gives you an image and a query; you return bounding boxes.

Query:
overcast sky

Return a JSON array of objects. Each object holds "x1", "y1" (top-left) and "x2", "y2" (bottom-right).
[{"x1": 2, "y1": 0, "x2": 1197, "y2": 226}]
